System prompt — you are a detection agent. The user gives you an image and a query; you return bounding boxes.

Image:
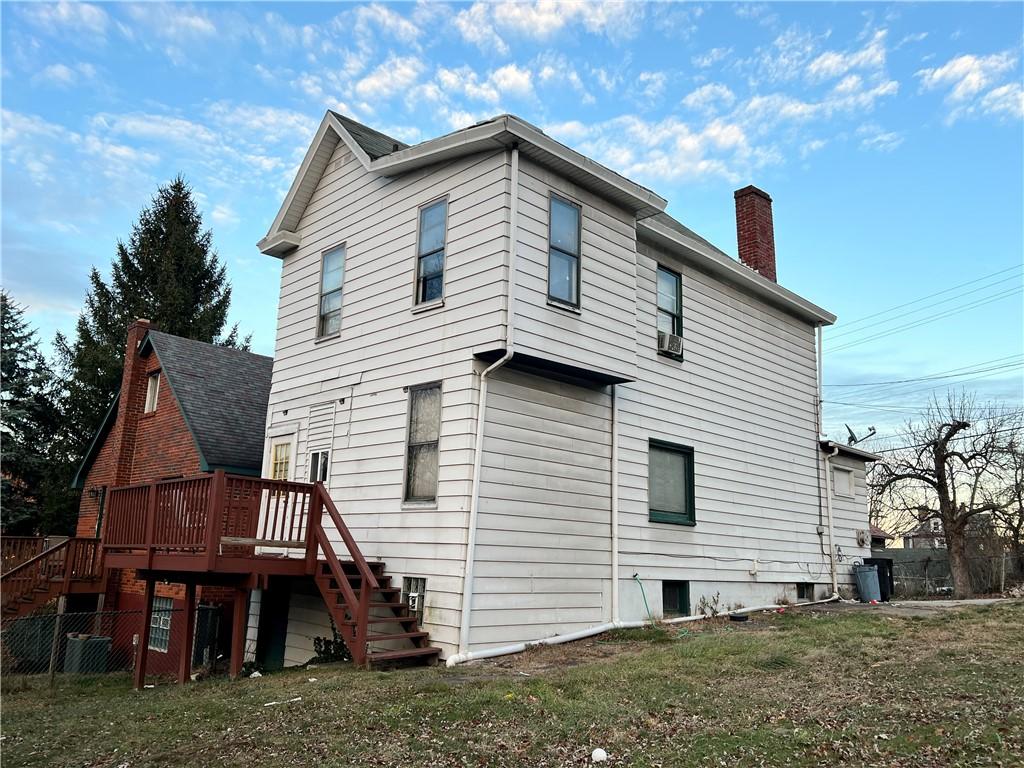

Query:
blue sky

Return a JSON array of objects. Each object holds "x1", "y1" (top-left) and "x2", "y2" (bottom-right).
[{"x1": 2, "y1": 1, "x2": 1022, "y2": 444}]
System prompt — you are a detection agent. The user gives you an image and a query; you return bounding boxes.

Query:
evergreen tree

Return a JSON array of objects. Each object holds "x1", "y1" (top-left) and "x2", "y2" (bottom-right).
[
  {"x1": 1, "y1": 292, "x2": 61, "y2": 533},
  {"x1": 55, "y1": 175, "x2": 247, "y2": 457}
]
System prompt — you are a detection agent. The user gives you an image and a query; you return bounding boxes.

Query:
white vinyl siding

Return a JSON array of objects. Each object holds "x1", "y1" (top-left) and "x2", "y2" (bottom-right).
[
  {"x1": 470, "y1": 367, "x2": 611, "y2": 649},
  {"x1": 513, "y1": 157, "x2": 638, "y2": 382},
  {"x1": 268, "y1": 141, "x2": 511, "y2": 659}
]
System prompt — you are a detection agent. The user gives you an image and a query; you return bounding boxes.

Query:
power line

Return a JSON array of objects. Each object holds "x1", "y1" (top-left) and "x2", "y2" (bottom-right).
[
  {"x1": 872, "y1": 425, "x2": 1022, "y2": 454},
  {"x1": 828, "y1": 272, "x2": 1023, "y2": 341},
  {"x1": 828, "y1": 287, "x2": 1022, "y2": 353},
  {"x1": 833, "y1": 263, "x2": 1023, "y2": 329},
  {"x1": 826, "y1": 355, "x2": 1024, "y2": 403},
  {"x1": 823, "y1": 358, "x2": 1024, "y2": 388}
]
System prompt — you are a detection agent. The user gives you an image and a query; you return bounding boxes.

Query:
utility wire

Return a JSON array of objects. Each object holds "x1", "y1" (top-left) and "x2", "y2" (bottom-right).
[
  {"x1": 828, "y1": 287, "x2": 1022, "y2": 353},
  {"x1": 829, "y1": 273, "x2": 1023, "y2": 340},
  {"x1": 833, "y1": 263, "x2": 1023, "y2": 329},
  {"x1": 871, "y1": 426, "x2": 1022, "y2": 454},
  {"x1": 823, "y1": 358, "x2": 1024, "y2": 388}
]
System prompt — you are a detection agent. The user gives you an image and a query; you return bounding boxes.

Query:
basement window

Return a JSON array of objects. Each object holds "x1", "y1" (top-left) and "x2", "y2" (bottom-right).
[
  {"x1": 144, "y1": 372, "x2": 160, "y2": 413},
  {"x1": 149, "y1": 597, "x2": 173, "y2": 652},
  {"x1": 662, "y1": 581, "x2": 690, "y2": 618},
  {"x1": 402, "y1": 577, "x2": 426, "y2": 624},
  {"x1": 797, "y1": 583, "x2": 814, "y2": 601}
]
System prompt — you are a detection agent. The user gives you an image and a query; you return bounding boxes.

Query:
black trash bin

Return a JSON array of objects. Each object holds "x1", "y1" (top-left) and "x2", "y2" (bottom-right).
[{"x1": 864, "y1": 557, "x2": 894, "y2": 602}]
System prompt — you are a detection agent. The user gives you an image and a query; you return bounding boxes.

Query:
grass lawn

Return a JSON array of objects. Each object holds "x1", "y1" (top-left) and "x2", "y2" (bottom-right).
[{"x1": 3, "y1": 602, "x2": 1022, "y2": 767}]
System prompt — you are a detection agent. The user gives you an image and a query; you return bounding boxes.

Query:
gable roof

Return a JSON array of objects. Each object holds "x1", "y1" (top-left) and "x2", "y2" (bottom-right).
[
  {"x1": 257, "y1": 111, "x2": 668, "y2": 257},
  {"x1": 73, "y1": 331, "x2": 273, "y2": 487},
  {"x1": 330, "y1": 111, "x2": 407, "y2": 159}
]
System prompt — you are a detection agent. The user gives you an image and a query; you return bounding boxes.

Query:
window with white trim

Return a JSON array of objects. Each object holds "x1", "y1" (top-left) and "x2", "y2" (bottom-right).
[
  {"x1": 416, "y1": 200, "x2": 446, "y2": 304},
  {"x1": 309, "y1": 450, "x2": 329, "y2": 483},
  {"x1": 832, "y1": 467, "x2": 854, "y2": 499},
  {"x1": 656, "y1": 266, "x2": 682, "y2": 336},
  {"x1": 149, "y1": 597, "x2": 173, "y2": 652},
  {"x1": 318, "y1": 245, "x2": 345, "y2": 337},
  {"x1": 144, "y1": 372, "x2": 160, "y2": 413},
  {"x1": 404, "y1": 383, "x2": 441, "y2": 502}
]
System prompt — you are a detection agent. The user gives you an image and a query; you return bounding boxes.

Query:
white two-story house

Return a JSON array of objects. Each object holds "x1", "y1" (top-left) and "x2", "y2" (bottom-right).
[{"x1": 250, "y1": 111, "x2": 875, "y2": 665}]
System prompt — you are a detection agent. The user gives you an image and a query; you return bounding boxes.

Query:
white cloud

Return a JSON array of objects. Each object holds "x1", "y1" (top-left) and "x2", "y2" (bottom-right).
[
  {"x1": 637, "y1": 71, "x2": 667, "y2": 102},
  {"x1": 536, "y1": 54, "x2": 594, "y2": 104},
  {"x1": 979, "y1": 83, "x2": 1024, "y2": 120},
  {"x1": 33, "y1": 62, "x2": 97, "y2": 87},
  {"x1": 125, "y1": 3, "x2": 217, "y2": 41},
  {"x1": 454, "y1": 0, "x2": 645, "y2": 54},
  {"x1": 20, "y1": 1, "x2": 108, "y2": 36},
  {"x1": 806, "y1": 29, "x2": 887, "y2": 82},
  {"x1": 454, "y1": 3, "x2": 509, "y2": 56},
  {"x1": 355, "y1": 55, "x2": 424, "y2": 100},
  {"x1": 351, "y1": 3, "x2": 421, "y2": 45},
  {"x1": 692, "y1": 47, "x2": 732, "y2": 69},
  {"x1": 857, "y1": 124, "x2": 904, "y2": 152},
  {"x1": 917, "y1": 51, "x2": 1020, "y2": 122},
  {"x1": 92, "y1": 113, "x2": 218, "y2": 146},
  {"x1": 491, "y1": 64, "x2": 533, "y2": 98},
  {"x1": 681, "y1": 83, "x2": 737, "y2": 114},
  {"x1": 800, "y1": 138, "x2": 827, "y2": 159},
  {"x1": 436, "y1": 66, "x2": 499, "y2": 103},
  {"x1": 211, "y1": 203, "x2": 240, "y2": 227}
]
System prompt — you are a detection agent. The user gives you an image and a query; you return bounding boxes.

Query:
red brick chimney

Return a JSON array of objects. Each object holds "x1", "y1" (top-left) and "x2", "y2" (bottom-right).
[
  {"x1": 734, "y1": 185, "x2": 777, "y2": 282},
  {"x1": 110, "y1": 318, "x2": 153, "y2": 485}
]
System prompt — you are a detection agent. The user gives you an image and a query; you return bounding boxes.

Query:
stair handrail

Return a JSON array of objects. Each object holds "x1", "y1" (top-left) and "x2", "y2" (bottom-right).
[
  {"x1": 310, "y1": 484, "x2": 378, "y2": 665},
  {"x1": 1, "y1": 538, "x2": 95, "y2": 612}
]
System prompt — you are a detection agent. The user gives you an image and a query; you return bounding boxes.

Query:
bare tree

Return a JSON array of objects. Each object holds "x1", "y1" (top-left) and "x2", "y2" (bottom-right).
[
  {"x1": 993, "y1": 440, "x2": 1024, "y2": 578},
  {"x1": 872, "y1": 392, "x2": 1021, "y2": 597}
]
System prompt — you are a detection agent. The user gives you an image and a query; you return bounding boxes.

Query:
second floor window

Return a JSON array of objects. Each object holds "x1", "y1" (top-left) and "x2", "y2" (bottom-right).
[
  {"x1": 404, "y1": 383, "x2": 441, "y2": 503},
  {"x1": 144, "y1": 372, "x2": 160, "y2": 413},
  {"x1": 416, "y1": 200, "x2": 447, "y2": 304},
  {"x1": 656, "y1": 266, "x2": 682, "y2": 336},
  {"x1": 309, "y1": 450, "x2": 329, "y2": 483},
  {"x1": 318, "y1": 245, "x2": 345, "y2": 337},
  {"x1": 548, "y1": 196, "x2": 581, "y2": 308}
]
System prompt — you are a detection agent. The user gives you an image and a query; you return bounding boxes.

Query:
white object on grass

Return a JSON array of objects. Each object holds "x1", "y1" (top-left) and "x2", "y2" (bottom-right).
[
  {"x1": 592, "y1": 748, "x2": 608, "y2": 763},
  {"x1": 249, "y1": 671, "x2": 262, "y2": 678}
]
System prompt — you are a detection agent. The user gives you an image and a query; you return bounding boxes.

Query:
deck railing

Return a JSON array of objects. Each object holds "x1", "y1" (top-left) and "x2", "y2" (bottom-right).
[
  {"x1": 104, "y1": 471, "x2": 316, "y2": 564},
  {"x1": 2, "y1": 537, "x2": 49, "y2": 575}
]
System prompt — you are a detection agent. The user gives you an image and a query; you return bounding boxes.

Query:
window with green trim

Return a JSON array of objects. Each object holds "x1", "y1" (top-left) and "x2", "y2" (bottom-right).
[{"x1": 648, "y1": 440, "x2": 695, "y2": 525}]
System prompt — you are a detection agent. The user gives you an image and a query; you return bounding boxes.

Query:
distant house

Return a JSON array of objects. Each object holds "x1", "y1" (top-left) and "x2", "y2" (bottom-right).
[
  {"x1": 73, "y1": 320, "x2": 273, "y2": 672},
  {"x1": 870, "y1": 524, "x2": 894, "y2": 550},
  {"x1": 903, "y1": 519, "x2": 946, "y2": 550}
]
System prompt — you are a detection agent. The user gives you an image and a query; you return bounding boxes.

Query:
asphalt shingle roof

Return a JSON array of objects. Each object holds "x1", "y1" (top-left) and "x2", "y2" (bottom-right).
[
  {"x1": 147, "y1": 331, "x2": 273, "y2": 472},
  {"x1": 648, "y1": 212, "x2": 731, "y2": 259},
  {"x1": 329, "y1": 111, "x2": 408, "y2": 160}
]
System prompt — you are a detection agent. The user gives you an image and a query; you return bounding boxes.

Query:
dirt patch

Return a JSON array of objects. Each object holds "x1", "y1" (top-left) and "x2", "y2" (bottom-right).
[{"x1": 805, "y1": 597, "x2": 1012, "y2": 619}]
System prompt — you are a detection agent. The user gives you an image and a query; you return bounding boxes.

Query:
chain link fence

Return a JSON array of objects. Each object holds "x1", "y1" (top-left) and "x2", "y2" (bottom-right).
[
  {"x1": 887, "y1": 550, "x2": 1017, "y2": 598},
  {"x1": 1, "y1": 606, "x2": 220, "y2": 686}
]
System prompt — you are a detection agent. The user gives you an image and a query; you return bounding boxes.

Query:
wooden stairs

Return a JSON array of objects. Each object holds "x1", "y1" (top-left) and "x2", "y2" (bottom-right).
[
  {"x1": 309, "y1": 487, "x2": 441, "y2": 668},
  {"x1": 1, "y1": 538, "x2": 104, "y2": 620},
  {"x1": 313, "y1": 559, "x2": 440, "y2": 668}
]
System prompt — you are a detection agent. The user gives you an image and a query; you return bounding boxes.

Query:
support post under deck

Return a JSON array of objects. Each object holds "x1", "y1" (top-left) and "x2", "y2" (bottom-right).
[
  {"x1": 134, "y1": 578, "x2": 155, "y2": 691},
  {"x1": 229, "y1": 587, "x2": 248, "y2": 679},
  {"x1": 177, "y1": 582, "x2": 197, "y2": 685}
]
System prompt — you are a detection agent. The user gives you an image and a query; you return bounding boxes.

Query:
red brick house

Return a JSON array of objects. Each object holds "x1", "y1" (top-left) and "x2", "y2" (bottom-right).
[{"x1": 73, "y1": 319, "x2": 273, "y2": 673}]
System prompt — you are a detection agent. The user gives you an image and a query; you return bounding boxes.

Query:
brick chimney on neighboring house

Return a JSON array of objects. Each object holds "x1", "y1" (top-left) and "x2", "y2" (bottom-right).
[
  {"x1": 734, "y1": 185, "x2": 777, "y2": 283},
  {"x1": 110, "y1": 318, "x2": 153, "y2": 485}
]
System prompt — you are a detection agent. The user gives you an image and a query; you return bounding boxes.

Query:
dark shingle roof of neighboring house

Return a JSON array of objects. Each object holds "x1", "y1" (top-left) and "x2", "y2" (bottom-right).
[
  {"x1": 146, "y1": 331, "x2": 273, "y2": 473},
  {"x1": 329, "y1": 111, "x2": 408, "y2": 159},
  {"x1": 73, "y1": 331, "x2": 273, "y2": 487}
]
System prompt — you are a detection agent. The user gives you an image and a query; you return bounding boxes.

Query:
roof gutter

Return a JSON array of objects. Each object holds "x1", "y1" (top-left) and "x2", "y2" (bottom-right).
[
  {"x1": 638, "y1": 216, "x2": 836, "y2": 326},
  {"x1": 458, "y1": 144, "x2": 520, "y2": 656},
  {"x1": 371, "y1": 115, "x2": 667, "y2": 218}
]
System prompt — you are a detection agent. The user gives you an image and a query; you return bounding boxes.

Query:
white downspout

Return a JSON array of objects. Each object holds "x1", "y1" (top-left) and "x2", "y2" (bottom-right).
[
  {"x1": 610, "y1": 384, "x2": 620, "y2": 623},
  {"x1": 458, "y1": 144, "x2": 519, "y2": 656},
  {"x1": 817, "y1": 325, "x2": 839, "y2": 596}
]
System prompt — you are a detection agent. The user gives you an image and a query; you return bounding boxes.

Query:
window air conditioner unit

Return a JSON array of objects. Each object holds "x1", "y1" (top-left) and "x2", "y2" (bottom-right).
[{"x1": 658, "y1": 331, "x2": 684, "y2": 357}]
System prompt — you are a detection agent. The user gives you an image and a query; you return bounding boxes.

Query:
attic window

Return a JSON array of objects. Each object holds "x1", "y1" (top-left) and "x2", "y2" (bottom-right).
[{"x1": 144, "y1": 372, "x2": 160, "y2": 413}]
